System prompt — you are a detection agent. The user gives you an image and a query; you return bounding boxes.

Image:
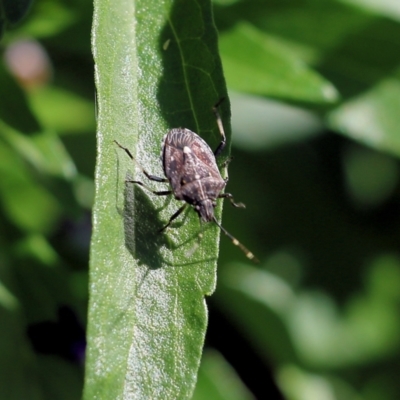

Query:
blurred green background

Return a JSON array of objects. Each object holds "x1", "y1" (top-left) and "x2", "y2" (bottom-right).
[{"x1": 1, "y1": 0, "x2": 400, "y2": 399}]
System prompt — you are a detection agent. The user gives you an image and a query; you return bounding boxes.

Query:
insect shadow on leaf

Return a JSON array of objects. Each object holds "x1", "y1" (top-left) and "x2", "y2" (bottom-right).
[
  {"x1": 114, "y1": 99, "x2": 259, "y2": 263},
  {"x1": 122, "y1": 175, "x2": 168, "y2": 269},
  {"x1": 114, "y1": 147, "x2": 201, "y2": 270}
]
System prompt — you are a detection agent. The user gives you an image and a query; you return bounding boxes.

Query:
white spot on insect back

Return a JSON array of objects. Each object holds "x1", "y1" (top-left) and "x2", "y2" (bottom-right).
[
  {"x1": 195, "y1": 174, "x2": 200, "y2": 180},
  {"x1": 183, "y1": 146, "x2": 191, "y2": 154}
]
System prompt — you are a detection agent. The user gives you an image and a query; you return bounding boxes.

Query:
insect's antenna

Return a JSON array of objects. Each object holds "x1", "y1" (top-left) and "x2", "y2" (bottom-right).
[
  {"x1": 213, "y1": 217, "x2": 259, "y2": 263},
  {"x1": 212, "y1": 98, "x2": 227, "y2": 157},
  {"x1": 114, "y1": 140, "x2": 145, "y2": 173},
  {"x1": 114, "y1": 140, "x2": 168, "y2": 183}
]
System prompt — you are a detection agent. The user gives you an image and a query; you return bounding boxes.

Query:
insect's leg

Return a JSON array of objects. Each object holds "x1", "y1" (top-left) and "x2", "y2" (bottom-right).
[
  {"x1": 220, "y1": 156, "x2": 234, "y2": 183},
  {"x1": 218, "y1": 152, "x2": 245, "y2": 207},
  {"x1": 159, "y1": 204, "x2": 187, "y2": 232},
  {"x1": 114, "y1": 140, "x2": 168, "y2": 183},
  {"x1": 213, "y1": 217, "x2": 259, "y2": 263},
  {"x1": 219, "y1": 192, "x2": 245, "y2": 208},
  {"x1": 125, "y1": 179, "x2": 172, "y2": 197},
  {"x1": 212, "y1": 98, "x2": 227, "y2": 157}
]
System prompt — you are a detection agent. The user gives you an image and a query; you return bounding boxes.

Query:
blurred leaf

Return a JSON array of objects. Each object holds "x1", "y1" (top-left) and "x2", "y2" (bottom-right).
[
  {"x1": 15, "y1": 234, "x2": 58, "y2": 266},
  {"x1": 213, "y1": 0, "x2": 371, "y2": 63},
  {"x1": 0, "y1": 123, "x2": 81, "y2": 216},
  {"x1": 219, "y1": 23, "x2": 339, "y2": 103},
  {"x1": 0, "y1": 279, "x2": 18, "y2": 310},
  {"x1": 328, "y1": 78, "x2": 400, "y2": 158},
  {"x1": 0, "y1": 236, "x2": 85, "y2": 399},
  {"x1": 0, "y1": 139, "x2": 61, "y2": 233},
  {"x1": 0, "y1": 62, "x2": 41, "y2": 134},
  {"x1": 12, "y1": 1, "x2": 76, "y2": 39},
  {"x1": 29, "y1": 86, "x2": 95, "y2": 134},
  {"x1": 34, "y1": 358, "x2": 84, "y2": 400},
  {"x1": 193, "y1": 350, "x2": 255, "y2": 400},
  {"x1": 318, "y1": 17, "x2": 400, "y2": 100},
  {"x1": 339, "y1": 0, "x2": 400, "y2": 21},
  {"x1": 84, "y1": 0, "x2": 230, "y2": 398},
  {"x1": 1, "y1": 125, "x2": 77, "y2": 178},
  {"x1": 216, "y1": 263, "x2": 299, "y2": 366},
  {"x1": 218, "y1": 259, "x2": 400, "y2": 369},
  {"x1": 277, "y1": 365, "x2": 359, "y2": 400},
  {"x1": 341, "y1": 144, "x2": 399, "y2": 208},
  {"x1": 0, "y1": 306, "x2": 84, "y2": 400},
  {"x1": 0, "y1": 0, "x2": 33, "y2": 27},
  {"x1": 215, "y1": 0, "x2": 400, "y2": 100},
  {"x1": 0, "y1": 306, "x2": 40, "y2": 400},
  {"x1": 230, "y1": 92, "x2": 323, "y2": 151}
]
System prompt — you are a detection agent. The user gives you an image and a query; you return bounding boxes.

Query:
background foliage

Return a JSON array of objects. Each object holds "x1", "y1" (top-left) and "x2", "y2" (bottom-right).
[{"x1": 0, "y1": 0, "x2": 400, "y2": 399}]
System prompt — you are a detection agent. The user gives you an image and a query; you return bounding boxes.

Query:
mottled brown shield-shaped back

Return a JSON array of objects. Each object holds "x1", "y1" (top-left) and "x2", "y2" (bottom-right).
[{"x1": 162, "y1": 128, "x2": 222, "y2": 193}]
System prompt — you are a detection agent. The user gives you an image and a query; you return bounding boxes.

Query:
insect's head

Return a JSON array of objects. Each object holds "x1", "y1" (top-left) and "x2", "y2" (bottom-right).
[{"x1": 195, "y1": 199, "x2": 216, "y2": 223}]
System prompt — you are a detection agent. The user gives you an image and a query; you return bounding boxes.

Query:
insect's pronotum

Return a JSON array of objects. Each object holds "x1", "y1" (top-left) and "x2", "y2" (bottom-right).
[{"x1": 114, "y1": 99, "x2": 259, "y2": 263}]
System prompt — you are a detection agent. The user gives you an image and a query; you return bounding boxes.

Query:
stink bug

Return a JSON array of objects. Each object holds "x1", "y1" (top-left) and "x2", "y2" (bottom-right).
[{"x1": 114, "y1": 100, "x2": 258, "y2": 263}]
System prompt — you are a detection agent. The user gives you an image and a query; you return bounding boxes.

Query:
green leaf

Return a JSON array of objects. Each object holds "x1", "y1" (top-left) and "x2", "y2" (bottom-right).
[
  {"x1": 219, "y1": 23, "x2": 339, "y2": 104},
  {"x1": 0, "y1": 63, "x2": 41, "y2": 134},
  {"x1": 339, "y1": 0, "x2": 400, "y2": 21},
  {"x1": 0, "y1": 0, "x2": 33, "y2": 27},
  {"x1": 85, "y1": 0, "x2": 229, "y2": 398},
  {"x1": 0, "y1": 138, "x2": 62, "y2": 233},
  {"x1": 216, "y1": 263, "x2": 298, "y2": 366},
  {"x1": 328, "y1": 77, "x2": 400, "y2": 158},
  {"x1": 16, "y1": 1, "x2": 76, "y2": 39},
  {"x1": 28, "y1": 86, "x2": 95, "y2": 134},
  {"x1": 214, "y1": 0, "x2": 400, "y2": 101},
  {"x1": 193, "y1": 350, "x2": 254, "y2": 400},
  {"x1": 230, "y1": 92, "x2": 323, "y2": 151},
  {"x1": 217, "y1": 258, "x2": 400, "y2": 371}
]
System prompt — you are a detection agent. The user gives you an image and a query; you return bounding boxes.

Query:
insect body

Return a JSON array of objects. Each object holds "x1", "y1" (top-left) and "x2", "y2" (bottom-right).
[
  {"x1": 162, "y1": 128, "x2": 225, "y2": 223},
  {"x1": 114, "y1": 101, "x2": 258, "y2": 263}
]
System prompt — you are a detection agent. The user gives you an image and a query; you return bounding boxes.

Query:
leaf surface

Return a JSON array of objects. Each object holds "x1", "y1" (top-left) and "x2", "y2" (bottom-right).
[{"x1": 85, "y1": 0, "x2": 228, "y2": 398}]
